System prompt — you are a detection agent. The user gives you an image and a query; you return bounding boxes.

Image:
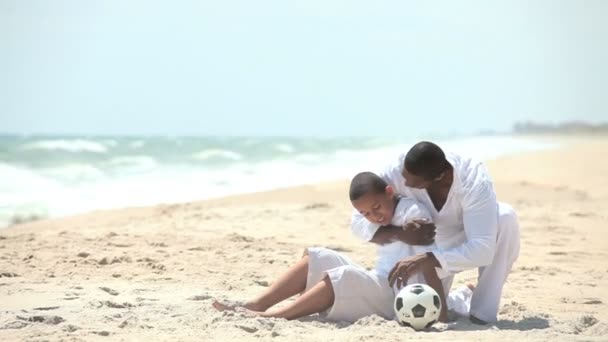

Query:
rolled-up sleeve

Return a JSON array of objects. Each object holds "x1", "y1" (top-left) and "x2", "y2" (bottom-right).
[
  {"x1": 431, "y1": 179, "x2": 498, "y2": 273},
  {"x1": 350, "y1": 210, "x2": 381, "y2": 241}
]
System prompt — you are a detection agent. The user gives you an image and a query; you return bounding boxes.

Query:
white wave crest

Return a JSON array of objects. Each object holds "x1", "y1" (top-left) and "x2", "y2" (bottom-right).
[
  {"x1": 107, "y1": 156, "x2": 158, "y2": 172},
  {"x1": 21, "y1": 139, "x2": 108, "y2": 153},
  {"x1": 192, "y1": 149, "x2": 243, "y2": 161},
  {"x1": 275, "y1": 143, "x2": 295, "y2": 153},
  {"x1": 42, "y1": 164, "x2": 105, "y2": 182},
  {"x1": 129, "y1": 140, "x2": 146, "y2": 149}
]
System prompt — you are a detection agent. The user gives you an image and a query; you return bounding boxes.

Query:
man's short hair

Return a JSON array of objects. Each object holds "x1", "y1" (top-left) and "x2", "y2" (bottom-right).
[
  {"x1": 349, "y1": 172, "x2": 388, "y2": 201},
  {"x1": 404, "y1": 141, "x2": 451, "y2": 180}
]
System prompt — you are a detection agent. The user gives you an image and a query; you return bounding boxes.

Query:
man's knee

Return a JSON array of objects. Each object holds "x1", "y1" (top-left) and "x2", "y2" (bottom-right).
[{"x1": 498, "y1": 203, "x2": 519, "y2": 236}]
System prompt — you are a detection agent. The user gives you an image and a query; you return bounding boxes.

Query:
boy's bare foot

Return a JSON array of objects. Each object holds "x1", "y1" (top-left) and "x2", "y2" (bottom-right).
[{"x1": 211, "y1": 300, "x2": 266, "y2": 312}]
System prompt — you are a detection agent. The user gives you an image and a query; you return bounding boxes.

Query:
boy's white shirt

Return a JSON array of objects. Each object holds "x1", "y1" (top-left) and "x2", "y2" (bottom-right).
[
  {"x1": 374, "y1": 197, "x2": 448, "y2": 279},
  {"x1": 351, "y1": 152, "x2": 499, "y2": 274}
]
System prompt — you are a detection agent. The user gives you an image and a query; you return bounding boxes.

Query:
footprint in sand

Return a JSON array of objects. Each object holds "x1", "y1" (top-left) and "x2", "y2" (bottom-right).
[
  {"x1": 253, "y1": 280, "x2": 269, "y2": 287},
  {"x1": 187, "y1": 246, "x2": 208, "y2": 251},
  {"x1": 573, "y1": 315, "x2": 599, "y2": 334},
  {"x1": 33, "y1": 306, "x2": 60, "y2": 311},
  {"x1": 108, "y1": 242, "x2": 133, "y2": 248},
  {"x1": 63, "y1": 324, "x2": 80, "y2": 332},
  {"x1": 100, "y1": 287, "x2": 119, "y2": 296},
  {"x1": 17, "y1": 315, "x2": 65, "y2": 325},
  {"x1": 582, "y1": 298, "x2": 603, "y2": 305},
  {"x1": 569, "y1": 212, "x2": 595, "y2": 218},
  {"x1": 99, "y1": 256, "x2": 132, "y2": 265},
  {"x1": 100, "y1": 300, "x2": 134, "y2": 309},
  {"x1": 188, "y1": 294, "x2": 212, "y2": 301},
  {"x1": 302, "y1": 202, "x2": 330, "y2": 210},
  {"x1": 237, "y1": 324, "x2": 258, "y2": 333},
  {"x1": 0, "y1": 272, "x2": 19, "y2": 277},
  {"x1": 2, "y1": 321, "x2": 29, "y2": 329}
]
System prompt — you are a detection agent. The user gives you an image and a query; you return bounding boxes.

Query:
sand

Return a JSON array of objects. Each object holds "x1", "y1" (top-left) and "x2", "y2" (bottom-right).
[{"x1": 1, "y1": 136, "x2": 607, "y2": 341}]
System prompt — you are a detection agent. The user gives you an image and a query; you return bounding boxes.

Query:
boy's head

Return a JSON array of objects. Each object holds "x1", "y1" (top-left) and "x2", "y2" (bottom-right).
[{"x1": 349, "y1": 172, "x2": 396, "y2": 226}]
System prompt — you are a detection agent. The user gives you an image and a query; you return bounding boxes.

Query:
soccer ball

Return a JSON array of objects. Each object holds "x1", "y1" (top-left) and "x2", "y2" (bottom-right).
[{"x1": 394, "y1": 283, "x2": 441, "y2": 330}]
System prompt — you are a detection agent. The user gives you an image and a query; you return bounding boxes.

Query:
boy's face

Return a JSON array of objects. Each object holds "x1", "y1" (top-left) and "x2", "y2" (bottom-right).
[{"x1": 351, "y1": 186, "x2": 396, "y2": 226}]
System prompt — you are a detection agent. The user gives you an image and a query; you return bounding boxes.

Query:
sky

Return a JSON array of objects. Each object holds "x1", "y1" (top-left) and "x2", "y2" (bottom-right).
[{"x1": 1, "y1": 0, "x2": 607, "y2": 137}]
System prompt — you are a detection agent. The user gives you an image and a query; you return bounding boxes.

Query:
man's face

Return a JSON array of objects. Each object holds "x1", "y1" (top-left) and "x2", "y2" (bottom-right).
[
  {"x1": 351, "y1": 187, "x2": 396, "y2": 226},
  {"x1": 402, "y1": 167, "x2": 433, "y2": 189}
]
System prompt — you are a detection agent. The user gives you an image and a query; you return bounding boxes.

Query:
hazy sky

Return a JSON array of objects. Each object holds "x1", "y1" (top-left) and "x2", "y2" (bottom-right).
[{"x1": 1, "y1": 0, "x2": 607, "y2": 136}]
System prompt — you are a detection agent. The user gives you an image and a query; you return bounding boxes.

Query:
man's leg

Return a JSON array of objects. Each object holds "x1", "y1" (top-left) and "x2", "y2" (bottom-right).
[{"x1": 470, "y1": 202, "x2": 521, "y2": 323}]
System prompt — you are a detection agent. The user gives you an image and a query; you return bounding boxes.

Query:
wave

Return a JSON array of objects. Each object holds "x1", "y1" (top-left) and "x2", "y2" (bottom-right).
[
  {"x1": 1, "y1": 135, "x2": 564, "y2": 228},
  {"x1": 21, "y1": 139, "x2": 109, "y2": 153},
  {"x1": 41, "y1": 164, "x2": 106, "y2": 182},
  {"x1": 274, "y1": 143, "x2": 295, "y2": 153},
  {"x1": 107, "y1": 155, "x2": 158, "y2": 169},
  {"x1": 191, "y1": 149, "x2": 243, "y2": 161},
  {"x1": 129, "y1": 140, "x2": 146, "y2": 149}
]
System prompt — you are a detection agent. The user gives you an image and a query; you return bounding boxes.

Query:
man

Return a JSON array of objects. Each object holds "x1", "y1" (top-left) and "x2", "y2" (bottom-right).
[{"x1": 351, "y1": 141, "x2": 521, "y2": 324}]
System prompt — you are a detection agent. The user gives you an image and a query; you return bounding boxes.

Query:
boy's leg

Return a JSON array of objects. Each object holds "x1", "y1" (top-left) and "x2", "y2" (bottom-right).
[
  {"x1": 245, "y1": 255, "x2": 310, "y2": 311},
  {"x1": 246, "y1": 247, "x2": 354, "y2": 311},
  {"x1": 469, "y1": 202, "x2": 520, "y2": 323},
  {"x1": 260, "y1": 264, "x2": 396, "y2": 322},
  {"x1": 259, "y1": 275, "x2": 335, "y2": 320}
]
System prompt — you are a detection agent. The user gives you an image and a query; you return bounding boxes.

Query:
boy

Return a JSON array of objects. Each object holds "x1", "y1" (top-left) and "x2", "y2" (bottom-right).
[{"x1": 349, "y1": 171, "x2": 449, "y2": 322}]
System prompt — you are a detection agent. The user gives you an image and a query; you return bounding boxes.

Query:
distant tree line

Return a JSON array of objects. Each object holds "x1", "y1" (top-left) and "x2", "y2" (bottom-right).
[{"x1": 513, "y1": 121, "x2": 608, "y2": 134}]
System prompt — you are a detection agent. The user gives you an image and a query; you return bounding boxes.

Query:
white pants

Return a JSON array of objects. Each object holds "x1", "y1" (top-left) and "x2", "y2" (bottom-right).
[
  {"x1": 304, "y1": 247, "x2": 396, "y2": 322},
  {"x1": 440, "y1": 202, "x2": 521, "y2": 323},
  {"x1": 304, "y1": 247, "x2": 470, "y2": 323}
]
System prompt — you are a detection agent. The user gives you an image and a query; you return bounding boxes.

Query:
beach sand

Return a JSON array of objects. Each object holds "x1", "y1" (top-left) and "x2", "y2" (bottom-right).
[{"x1": 1, "y1": 136, "x2": 607, "y2": 341}]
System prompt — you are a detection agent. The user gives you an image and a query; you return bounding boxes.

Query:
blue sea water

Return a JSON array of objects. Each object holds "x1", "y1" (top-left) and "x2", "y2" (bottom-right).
[{"x1": 0, "y1": 135, "x2": 560, "y2": 227}]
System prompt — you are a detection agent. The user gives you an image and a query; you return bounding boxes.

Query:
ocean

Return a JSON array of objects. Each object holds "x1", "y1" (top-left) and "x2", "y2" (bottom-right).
[{"x1": 0, "y1": 135, "x2": 560, "y2": 227}]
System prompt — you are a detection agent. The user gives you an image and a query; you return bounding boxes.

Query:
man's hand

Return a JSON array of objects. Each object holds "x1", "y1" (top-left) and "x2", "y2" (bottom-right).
[
  {"x1": 397, "y1": 219, "x2": 436, "y2": 245},
  {"x1": 388, "y1": 253, "x2": 436, "y2": 289}
]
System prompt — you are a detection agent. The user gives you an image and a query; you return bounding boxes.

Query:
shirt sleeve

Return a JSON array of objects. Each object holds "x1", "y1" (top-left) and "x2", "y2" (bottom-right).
[
  {"x1": 392, "y1": 197, "x2": 433, "y2": 226},
  {"x1": 350, "y1": 155, "x2": 405, "y2": 241},
  {"x1": 430, "y1": 177, "x2": 499, "y2": 273}
]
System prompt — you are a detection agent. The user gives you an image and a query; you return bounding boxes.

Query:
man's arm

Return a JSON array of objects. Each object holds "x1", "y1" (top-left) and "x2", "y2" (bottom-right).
[
  {"x1": 359, "y1": 219, "x2": 436, "y2": 246},
  {"x1": 430, "y1": 179, "x2": 498, "y2": 273}
]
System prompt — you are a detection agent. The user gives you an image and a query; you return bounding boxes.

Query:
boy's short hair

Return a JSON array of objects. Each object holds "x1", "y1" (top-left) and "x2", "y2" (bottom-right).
[{"x1": 349, "y1": 172, "x2": 388, "y2": 201}]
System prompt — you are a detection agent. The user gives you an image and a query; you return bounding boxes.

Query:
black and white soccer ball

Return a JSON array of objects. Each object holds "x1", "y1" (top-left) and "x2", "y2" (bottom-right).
[{"x1": 394, "y1": 283, "x2": 441, "y2": 330}]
